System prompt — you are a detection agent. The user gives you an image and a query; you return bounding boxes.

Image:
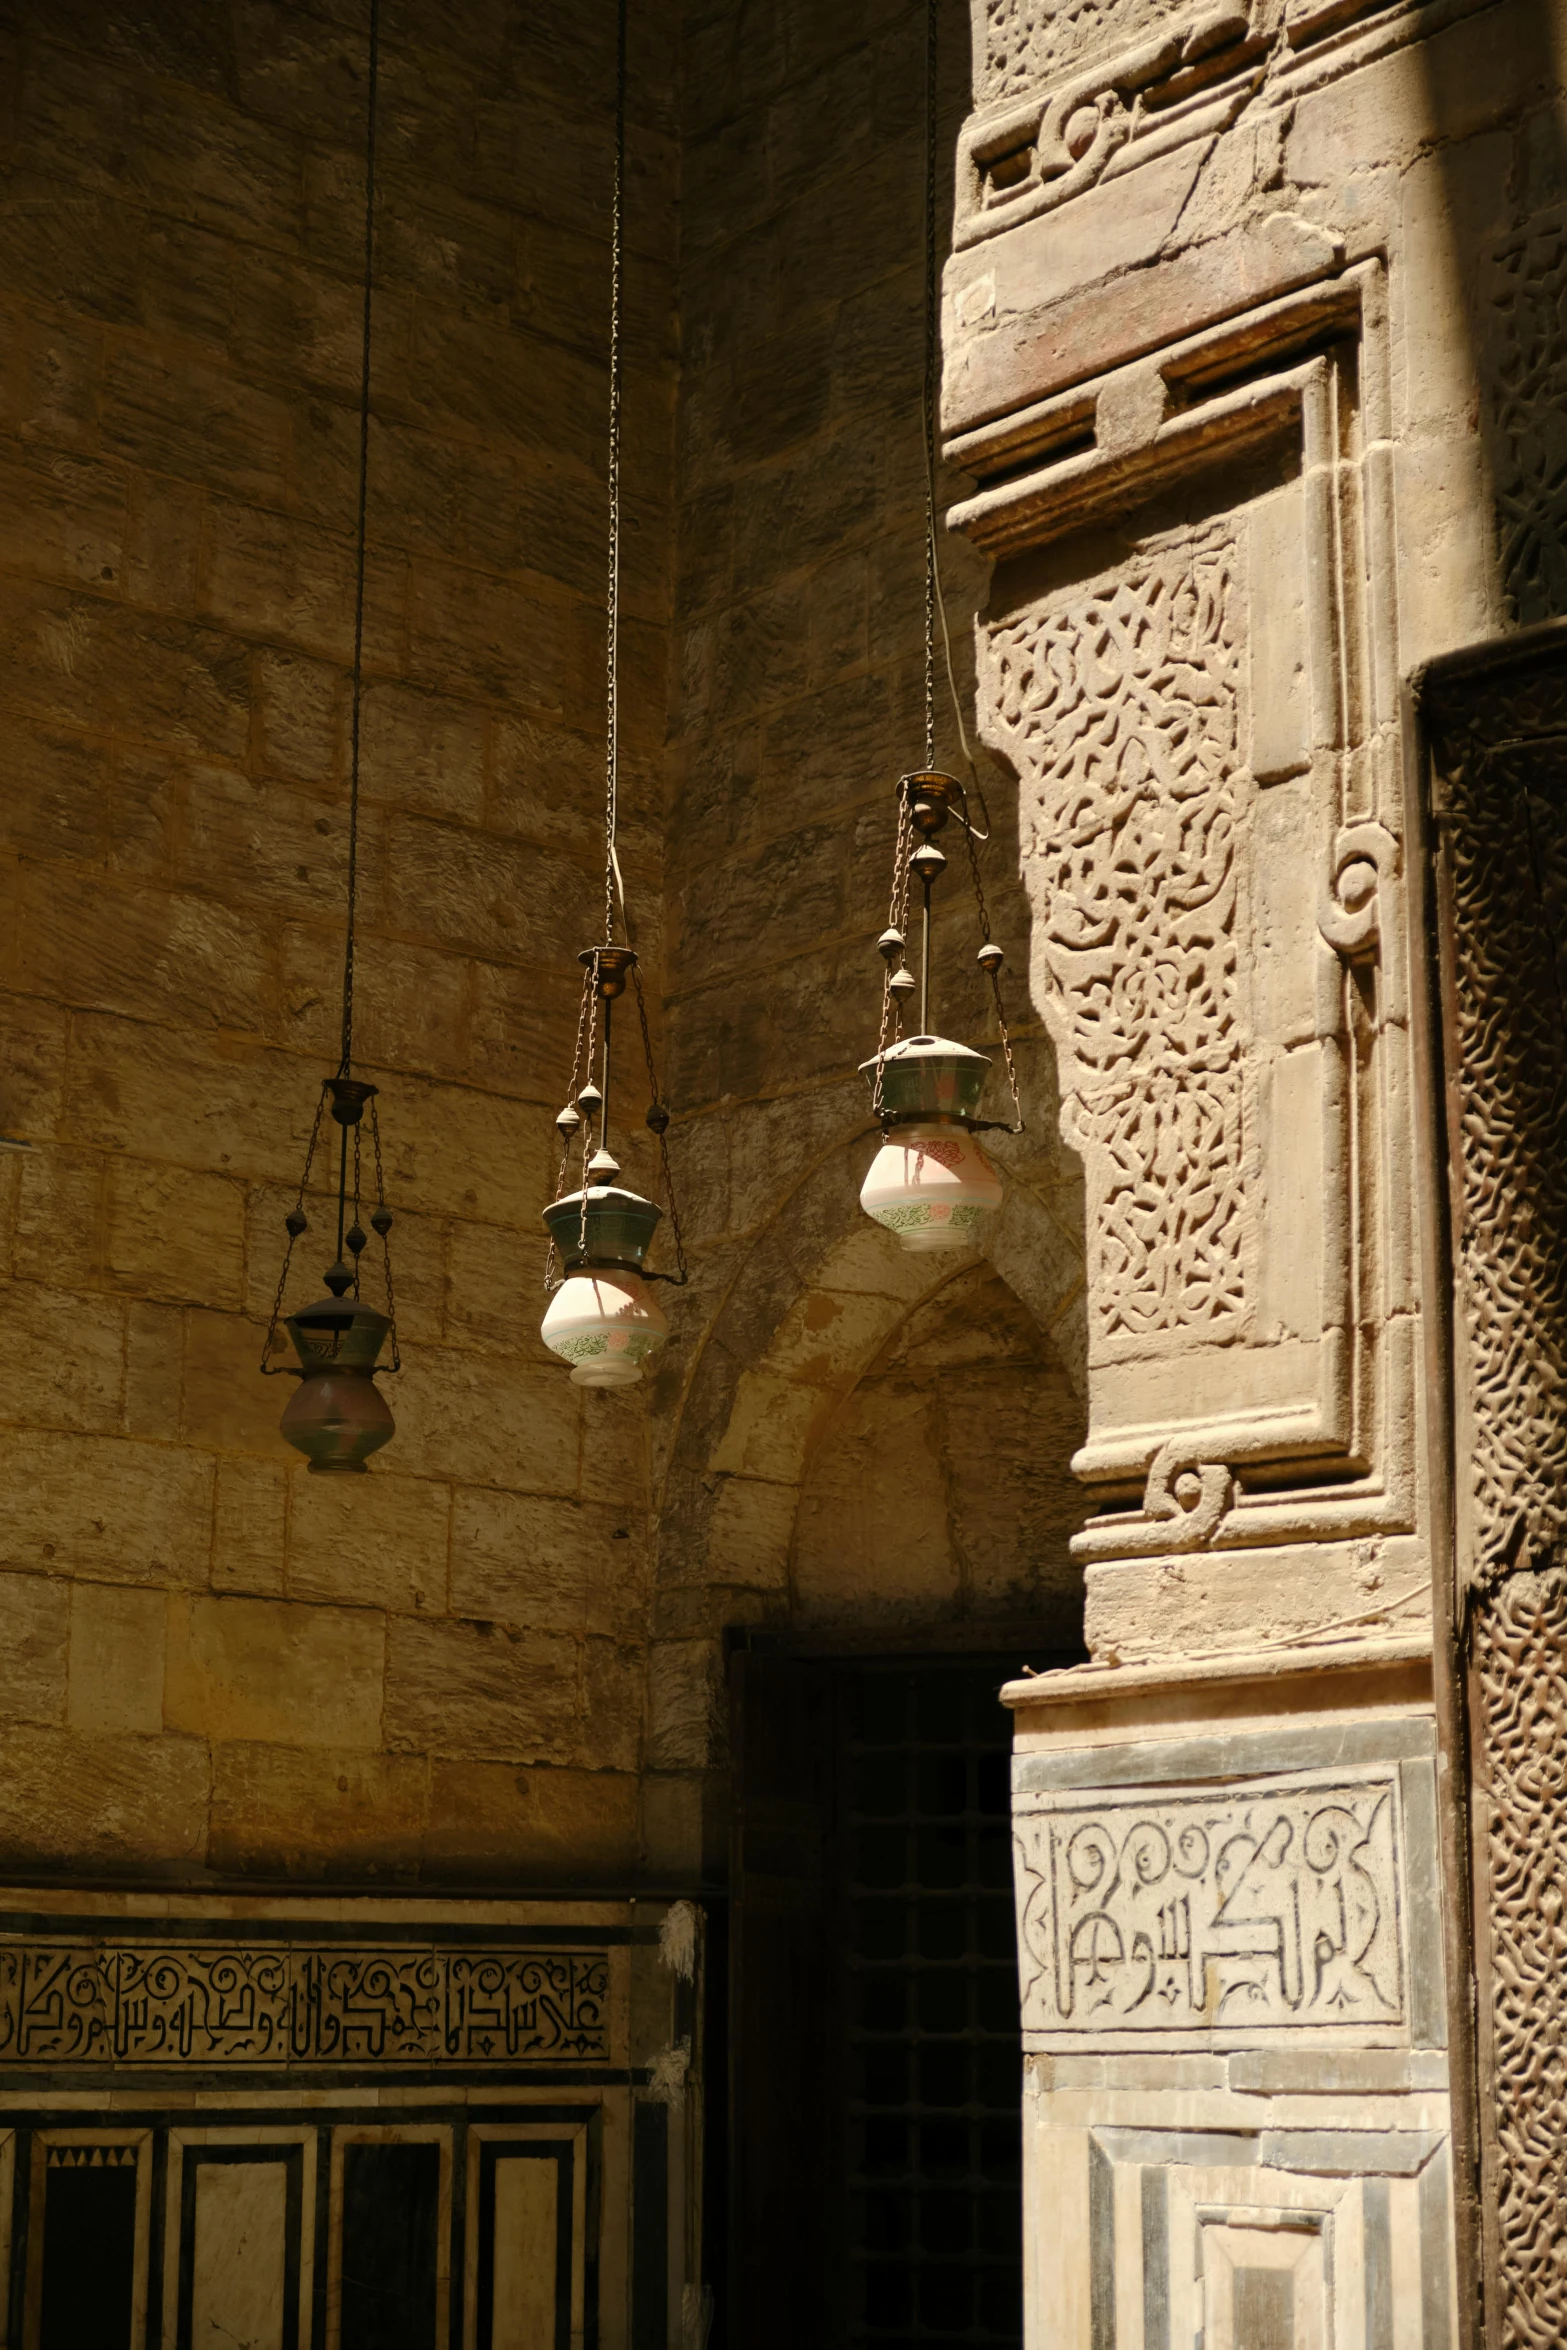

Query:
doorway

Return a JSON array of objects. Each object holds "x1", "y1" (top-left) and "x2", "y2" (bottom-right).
[{"x1": 727, "y1": 1647, "x2": 1073, "y2": 2350}]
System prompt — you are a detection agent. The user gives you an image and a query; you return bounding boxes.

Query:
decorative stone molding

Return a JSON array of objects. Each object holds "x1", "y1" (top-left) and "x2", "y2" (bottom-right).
[
  {"x1": 961, "y1": 0, "x2": 1500, "y2": 253},
  {"x1": 969, "y1": 267, "x2": 1417, "y2": 1573},
  {"x1": 1002, "y1": 1643, "x2": 1456, "y2": 2349}
]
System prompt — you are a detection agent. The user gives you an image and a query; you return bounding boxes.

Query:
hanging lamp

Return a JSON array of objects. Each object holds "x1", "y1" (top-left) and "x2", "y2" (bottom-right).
[
  {"x1": 539, "y1": 0, "x2": 687, "y2": 1390},
  {"x1": 859, "y1": 0, "x2": 1024, "y2": 1254},
  {"x1": 259, "y1": 0, "x2": 400, "y2": 1470}
]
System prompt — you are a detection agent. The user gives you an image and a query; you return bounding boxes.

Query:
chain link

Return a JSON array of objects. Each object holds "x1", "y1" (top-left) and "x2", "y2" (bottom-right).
[
  {"x1": 544, "y1": 966, "x2": 596, "y2": 1294},
  {"x1": 633, "y1": 968, "x2": 688, "y2": 1283},
  {"x1": 369, "y1": 1093, "x2": 401, "y2": 1368},
  {"x1": 922, "y1": 0, "x2": 938, "y2": 775},
  {"x1": 351, "y1": 1120, "x2": 363, "y2": 1295},
  {"x1": 340, "y1": 0, "x2": 380, "y2": 1080},
  {"x1": 260, "y1": 1084, "x2": 328, "y2": 1373},
  {"x1": 577, "y1": 976, "x2": 602, "y2": 1260},
  {"x1": 873, "y1": 784, "x2": 915, "y2": 1116},
  {"x1": 603, "y1": 0, "x2": 627, "y2": 951},
  {"x1": 959, "y1": 795, "x2": 1025, "y2": 1133}
]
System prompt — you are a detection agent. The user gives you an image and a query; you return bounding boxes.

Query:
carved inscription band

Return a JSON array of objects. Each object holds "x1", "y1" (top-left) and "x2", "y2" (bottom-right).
[
  {"x1": 1013, "y1": 1772, "x2": 1407, "y2": 2036},
  {"x1": 0, "y1": 1942, "x2": 612, "y2": 2066}
]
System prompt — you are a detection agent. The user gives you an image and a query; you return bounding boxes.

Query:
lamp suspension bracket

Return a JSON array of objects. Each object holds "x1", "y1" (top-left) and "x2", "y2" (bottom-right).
[
  {"x1": 855, "y1": 0, "x2": 1026, "y2": 1255},
  {"x1": 537, "y1": 0, "x2": 686, "y2": 1392},
  {"x1": 258, "y1": 0, "x2": 402, "y2": 1471}
]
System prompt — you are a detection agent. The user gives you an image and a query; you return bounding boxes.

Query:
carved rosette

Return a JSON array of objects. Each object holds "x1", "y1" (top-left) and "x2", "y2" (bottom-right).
[{"x1": 1424, "y1": 627, "x2": 1567, "y2": 2350}]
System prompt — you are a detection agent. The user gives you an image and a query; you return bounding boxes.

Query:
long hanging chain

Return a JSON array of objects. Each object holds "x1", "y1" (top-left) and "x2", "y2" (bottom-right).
[
  {"x1": 922, "y1": 0, "x2": 939, "y2": 775},
  {"x1": 340, "y1": 0, "x2": 380, "y2": 1081},
  {"x1": 603, "y1": 0, "x2": 627, "y2": 952},
  {"x1": 919, "y1": 0, "x2": 987, "y2": 803},
  {"x1": 260, "y1": 0, "x2": 384, "y2": 1374},
  {"x1": 873, "y1": 0, "x2": 1025, "y2": 1135},
  {"x1": 543, "y1": 972, "x2": 596, "y2": 1294}
]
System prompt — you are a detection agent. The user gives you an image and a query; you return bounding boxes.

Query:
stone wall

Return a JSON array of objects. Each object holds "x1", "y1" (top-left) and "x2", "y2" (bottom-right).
[
  {"x1": 646, "y1": 0, "x2": 1093, "y2": 1880},
  {"x1": 0, "y1": 0, "x2": 1094, "y2": 1900},
  {"x1": 0, "y1": 0, "x2": 679, "y2": 1885}
]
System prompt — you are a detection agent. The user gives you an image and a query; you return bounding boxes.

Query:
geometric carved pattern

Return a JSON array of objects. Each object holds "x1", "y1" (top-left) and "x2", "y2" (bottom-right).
[
  {"x1": 1426, "y1": 669, "x2": 1567, "y2": 1590},
  {"x1": 985, "y1": 529, "x2": 1246, "y2": 1346},
  {"x1": 0, "y1": 1942, "x2": 611, "y2": 2065},
  {"x1": 1013, "y1": 1772, "x2": 1405, "y2": 2035},
  {"x1": 1426, "y1": 637, "x2": 1567, "y2": 2350},
  {"x1": 1472, "y1": 1572, "x2": 1567, "y2": 2349}
]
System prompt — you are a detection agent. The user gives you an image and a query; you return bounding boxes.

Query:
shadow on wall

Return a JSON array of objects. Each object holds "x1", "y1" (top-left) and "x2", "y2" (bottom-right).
[
  {"x1": 650, "y1": 1064, "x2": 1089, "y2": 1660},
  {"x1": 1422, "y1": 0, "x2": 1567, "y2": 624},
  {"x1": 792, "y1": 1259, "x2": 1087, "y2": 1636}
]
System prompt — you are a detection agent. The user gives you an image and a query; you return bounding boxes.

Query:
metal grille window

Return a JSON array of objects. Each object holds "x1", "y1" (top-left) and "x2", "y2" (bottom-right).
[{"x1": 842, "y1": 1662, "x2": 1024, "y2": 2350}]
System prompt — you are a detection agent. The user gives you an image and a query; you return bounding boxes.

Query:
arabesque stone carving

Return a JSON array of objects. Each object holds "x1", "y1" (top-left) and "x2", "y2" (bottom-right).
[
  {"x1": 1472, "y1": 1573, "x2": 1567, "y2": 2348},
  {"x1": 985, "y1": 526, "x2": 1246, "y2": 1353},
  {"x1": 1426, "y1": 641, "x2": 1567, "y2": 2349}
]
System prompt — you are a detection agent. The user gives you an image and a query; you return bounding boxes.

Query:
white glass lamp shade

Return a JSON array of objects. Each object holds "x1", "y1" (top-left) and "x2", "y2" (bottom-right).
[
  {"x1": 541, "y1": 1267, "x2": 670, "y2": 1387},
  {"x1": 860, "y1": 1122, "x2": 1002, "y2": 1252}
]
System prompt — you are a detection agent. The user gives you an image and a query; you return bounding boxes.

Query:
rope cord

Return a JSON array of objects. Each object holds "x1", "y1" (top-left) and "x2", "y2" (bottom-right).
[
  {"x1": 603, "y1": 0, "x2": 627, "y2": 950},
  {"x1": 340, "y1": 0, "x2": 380, "y2": 1081}
]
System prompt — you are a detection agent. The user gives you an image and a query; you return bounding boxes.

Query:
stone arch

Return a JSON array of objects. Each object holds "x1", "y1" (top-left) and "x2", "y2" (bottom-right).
[{"x1": 652, "y1": 1084, "x2": 1088, "y2": 1634}]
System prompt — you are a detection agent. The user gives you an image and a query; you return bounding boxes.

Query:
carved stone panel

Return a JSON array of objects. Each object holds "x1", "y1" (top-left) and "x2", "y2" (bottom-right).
[
  {"x1": 987, "y1": 528, "x2": 1248, "y2": 1360},
  {"x1": 971, "y1": 278, "x2": 1416, "y2": 1572},
  {"x1": 1423, "y1": 629, "x2": 1567, "y2": 2350},
  {"x1": 1014, "y1": 1767, "x2": 1408, "y2": 2045}
]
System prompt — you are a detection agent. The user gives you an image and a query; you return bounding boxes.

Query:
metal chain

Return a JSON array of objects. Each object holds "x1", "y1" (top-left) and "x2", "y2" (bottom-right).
[
  {"x1": 922, "y1": 0, "x2": 938, "y2": 775},
  {"x1": 351, "y1": 1121, "x2": 363, "y2": 1296},
  {"x1": 260, "y1": 1084, "x2": 328, "y2": 1373},
  {"x1": 544, "y1": 967, "x2": 596, "y2": 1294},
  {"x1": 340, "y1": 0, "x2": 380, "y2": 1080},
  {"x1": 370, "y1": 1094, "x2": 401, "y2": 1368},
  {"x1": 873, "y1": 784, "x2": 915, "y2": 1115},
  {"x1": 633, "y1": 968, "x2": 688, "y2": 1282},
  {"x1": 917, "y1": 0, "x2": 989, "y2": 803},
  {"x1": 577, "y1": 978, "x2": 601, "y2": 1259},
  {"x1": 960, "y1": 803, "x2": 1024, "y2": 1133},
  {"x1": 602, "y1": 0, "x2": 628, "y2": 951}
]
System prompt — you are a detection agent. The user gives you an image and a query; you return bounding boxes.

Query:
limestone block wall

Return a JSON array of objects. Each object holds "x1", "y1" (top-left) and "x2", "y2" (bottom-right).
[
  {"x1": 0, "y1": 0, "x2": 679, "y2": 1886},
  {"x1": 0, "y1": 0, "x2": 1096, "y2": 1908},
  {"x1": 649, "y1": 0, "x2": 1099, "y2": 1881}
]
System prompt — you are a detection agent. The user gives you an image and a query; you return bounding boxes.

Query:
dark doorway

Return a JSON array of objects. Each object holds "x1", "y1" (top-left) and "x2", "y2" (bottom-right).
[{"x1": 729, "y1": 1647, "x2": 1073, "y2": 2350}]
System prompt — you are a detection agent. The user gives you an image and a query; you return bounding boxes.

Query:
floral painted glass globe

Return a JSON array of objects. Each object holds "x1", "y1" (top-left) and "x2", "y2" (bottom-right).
[
  {"x1": 859, "y1": 1035, "x2": 1003, "y2": 1252},
  {"x1": 541, "y1": 1185, "x2": 670, "y2": 1387}
]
